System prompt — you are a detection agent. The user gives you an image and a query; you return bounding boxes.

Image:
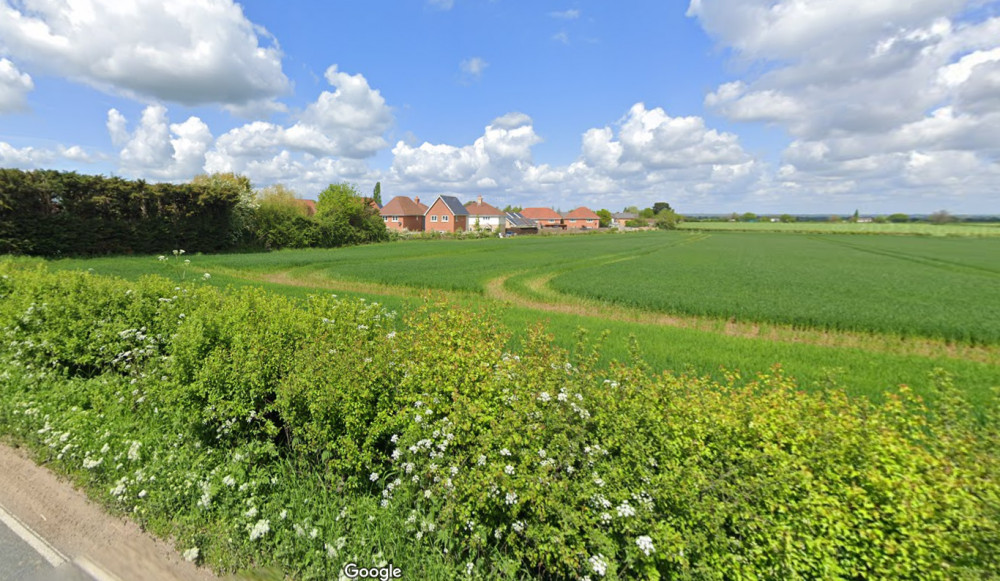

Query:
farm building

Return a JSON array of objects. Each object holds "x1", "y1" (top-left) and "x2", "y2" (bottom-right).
[
  {"x1": 465, "y1": 196, "x2": 505, "y2": 231},
  {"x1": 563, "y1": 207, "x2": 600, "y2": 229},
  {"x1": 522, "y1": 207, "x2": 564, "y2": 229},
  {"x1": 380, "y1": 196, "x2": 428, "y2": 232},
  {"x1": 425, "y1": 195, "x2": 469, "y2": 233}
]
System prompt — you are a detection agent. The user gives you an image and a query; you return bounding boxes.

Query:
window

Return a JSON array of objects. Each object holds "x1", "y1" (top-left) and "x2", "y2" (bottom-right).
[
  {"x1": 431, "y1": 215, "x2": 438, "y2": 222},
  {"x1": 442, "y1": 215, "x2": 449, "y2": 222},
  {"x1": 383, "y1": 216, "x2": 388, "y2": 222},
  {"x1": 393, "y1": 216, "x2": 400, "y2": 222}
]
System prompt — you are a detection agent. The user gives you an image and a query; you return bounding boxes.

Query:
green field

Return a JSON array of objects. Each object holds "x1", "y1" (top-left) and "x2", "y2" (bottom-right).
[
  {"x1": 46, "y1": 230, "x2": 1000, "y2": 409},
  {"x1": 678, "y1": 220, "x2": 1000, "y2": 236}
]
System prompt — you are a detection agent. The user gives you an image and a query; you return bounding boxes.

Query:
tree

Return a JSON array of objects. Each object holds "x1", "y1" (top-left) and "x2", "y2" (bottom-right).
[
  {"x1": 888, "y1": 213, "x2": 909, "y2": 223},
  {"x1": 652, "y1": 202, "x2": 673, "y2": 214},
  {"x1": 929, "y1": 210, "x2": 955, "y2": 225},
  {"x1": 639, "y1": 208, "x2": 655, "y2": 219},
  {"x1": 741, "y1": 212, "x2": 758, "y2": 222},
  {"x1": 654, "y1": 209, "x2": 681, "y2": 230},
  {"x1": 779, "y1": 214, "x2": 796, "y2": 223},
  {"x1": 850, "y1": 209, "x2": 860, "y2": 223},
  {"x1": 372, "y1": 181, "x2": 382, "y2": 206},
  {"x1": 316, "y1": 182, "x2": 388, "y2": 245},
  {"x1": 503, "y1": 204, "x2": 523, "y2": 213},
  {"x1": 624, "y1": 205, "x2": 640, "y2": 214},
  {"x1": 192, "y1": 172, "x2": 255, "y2": 244},
  {"x1": 596, "y1": 209, "x2": 613, "y2": 228}
]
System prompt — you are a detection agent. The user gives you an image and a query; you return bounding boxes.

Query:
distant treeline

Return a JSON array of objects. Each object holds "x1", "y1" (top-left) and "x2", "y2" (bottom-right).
[{"x1": 0, "y1": 169, "x2": 387, "y2": 256}]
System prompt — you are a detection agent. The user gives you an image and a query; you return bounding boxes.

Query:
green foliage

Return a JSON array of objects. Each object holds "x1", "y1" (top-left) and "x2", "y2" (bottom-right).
[
  {"x1": 779, "y1": 213, "x2": 796, "y2": 223},
  {"x1": 315, "y1": 182, "x2": 388, "y2": 246},
  {"x1": 372, "y1": 181, "x2": 382, "y2": 206},
  {"x1": 0, "y1": 168, "x2": 243, "y2": 256},
  {"x1": 625, "y1": 218, "x2": 647, "y2": 228},
  {"x1": 889, "y1": 213, "x2": 910, "y2": 223},
  {"x1": 639, "y1": 208, "x2": 655, "y2": 219},
  {"x1": 930, "y1": 210, "x2": 955, "y2": 225},
  {"x1": 0, "y1": 263, "x2": 998, "y2": 579},
  {"x1": 596, "y1": 209, "x2": 613, "y2": 228},
  {"x1": 651, "y1": 202, "x2": 672, "y2": 214},
  {"x1": 503, "y1": 205, "x2": 523, "y2": 213},
  {"x1": 741, "y1": 212, "x2": 758, "y2": 222},
  {"x1": 653, "y1": 210, "x2": 680, "y2": 230}
]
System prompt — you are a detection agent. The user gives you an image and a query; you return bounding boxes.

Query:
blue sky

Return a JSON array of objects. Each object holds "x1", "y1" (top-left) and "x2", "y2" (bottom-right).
[{"x1": 2, "y1": 1, "x2": 999, "y2": 214}]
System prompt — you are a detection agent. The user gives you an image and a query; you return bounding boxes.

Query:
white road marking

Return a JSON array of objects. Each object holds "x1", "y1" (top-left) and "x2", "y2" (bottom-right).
[
  {"x1": 75, "y1": 556, "x2": 124, "y2": 581},
  {"x1": 0, "y1": 501, "x2": 67, "y2": 567}
]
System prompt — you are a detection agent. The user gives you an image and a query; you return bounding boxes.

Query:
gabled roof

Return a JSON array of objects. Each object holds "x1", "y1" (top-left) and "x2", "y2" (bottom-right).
[
  {"x1": 522, "y1": 207, "x2": 563, "y2": 221},
  {"x1": 505, "y1": 212, "x2": 537, "y2": 228},
  {"x1": 565, "y1": 207, "x2": 600, "y2": 220},
  {"x1": 426, "y1": 195, "x2": 469, "y2": 216},
  {"x1": 465, "y1": 199, "x2": 505, "y2": 216},
  {"x1": 380, "y1": 196, "x2": 426, "y2": 217}
]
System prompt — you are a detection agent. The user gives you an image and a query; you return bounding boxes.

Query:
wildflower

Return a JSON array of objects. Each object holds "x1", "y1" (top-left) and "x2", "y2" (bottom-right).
[
  {"x1": 538, "y1": 449, "x2": 546, "y2": 458},
  {"x1": 504, "y1": 465, "x2": 515, "y2": 475},
  {"x1": 203, "y1": 273, "x2": 211, "y2": 280},
  {"x1": 249, "y1": 519, "x2": 270, "y2": 540},
  {"x1": 127, "y1": 441, "x2": 142, "y2": 462},
  {"x1": 245, "y1": 506, "x2": 258, "y2": 518},
  {"x1": 370, "y1": 472, "x2": 380, "y2": 482},
  {"x1": 182, "y1": 547, "x2": 199, "y2": 562},
  {"x1": 476, "y1": 454, "x2": 487, "y2": 466},
  {"x1": 138, "y1": 490, "x2": 147, "y2": 498},
  {"x1": 223, "y1": 475, "x2": 236, "y2": 487},
  {"x1": 279, "y1": 509, "x2": 288, "y2": 519},
  {"x1": 616, "y1": 501, "x2": 635, "y2": 518},
  {"x1": 465, "y1": 562, "x2": 474, "y2": 575},
  {"x1": 512, "y1": 520, "x2": 525, "y2": 533},
  {"x1": 589, "y1": 554, "x2": 608, "y2": 577},
  {"x1": 158, "y1": 256, "x2": 166, "y2": 261},
  {"x1": 386, "y1": 331, "x2": 396, "y2": 340},
  {"x1": 82, "y1": 456, "x2": 103, "y2": 469},
  {"x1": 500, "y1": 448, "x2": 511, "y2": 457},
  {"x1": 184, "y1": 259, "x2": 191, "y2": 264},
  {"x1": 390, "y1": 434, "x2": 399, "y2": 443},
  {"x1": 505, "y1": 492, "x2": 518, "y2": 505},
  {"x1": 538, "y1": 391, "x2": 551, "y2": 402},
  {"x1": 636, "y1": 535, "x2": 655, "y2": 557}
]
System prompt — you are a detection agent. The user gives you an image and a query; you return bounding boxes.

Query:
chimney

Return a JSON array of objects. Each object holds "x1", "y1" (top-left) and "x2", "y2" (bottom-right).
[
  {"x1": 477, "y1": 195, "x2": 483, "y2": 205},
  {"x1": 414, "y1": 196, "x2": 420, "y2": 205}
]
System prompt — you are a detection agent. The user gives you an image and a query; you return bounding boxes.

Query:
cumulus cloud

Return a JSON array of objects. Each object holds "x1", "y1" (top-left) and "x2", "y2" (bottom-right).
[
  {"x1": 387, "y1": 104, "x2": 758, "y2": 209},
  {"x1": 0, "y1": 141, "x2": 97, "y2": 168},
  {"x1": 0, "y1": 0, "x2": 289, "y2": 107},
  {"x1": 199, "y1": 65, "x2": 391, "y2": 194},
  {"x1": 691, "y1": 0, "x2": 1000, "y2": 210},
  {"x1": 108, "y1": 105, "x2": 213, "y2": 180},
  {"x1": 0, "y1": 58, "x2": 33, "y2": 113}
]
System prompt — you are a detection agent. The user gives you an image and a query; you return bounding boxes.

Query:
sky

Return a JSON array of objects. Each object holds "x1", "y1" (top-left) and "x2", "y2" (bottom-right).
[{"x1": 1, "y1": 0, "x2": 999, "y2": 214}]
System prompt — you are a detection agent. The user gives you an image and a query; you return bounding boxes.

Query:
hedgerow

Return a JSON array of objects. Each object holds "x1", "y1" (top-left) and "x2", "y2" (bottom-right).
[{"x1": 0, "y1": 260, "x2": 997, "y2": 579}]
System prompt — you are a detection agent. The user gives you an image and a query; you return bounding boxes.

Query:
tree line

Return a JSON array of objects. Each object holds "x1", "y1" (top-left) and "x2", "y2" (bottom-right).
[{"x1": 0, "y1": 169, "x2": 388, "y2": 256}]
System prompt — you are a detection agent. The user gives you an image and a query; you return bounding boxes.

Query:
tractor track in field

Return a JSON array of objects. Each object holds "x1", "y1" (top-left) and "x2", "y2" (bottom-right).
[{"x1": 236, "y1": 266, "x2": 1000, "y2": 366}]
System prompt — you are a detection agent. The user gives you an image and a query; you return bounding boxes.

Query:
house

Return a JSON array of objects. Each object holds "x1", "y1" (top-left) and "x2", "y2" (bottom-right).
[
  {"x1": 465, "y1": 196, "x2": 506, "y2": 231},
  {"x1": 563, "y1": 207, "x2": 600, "y2": 229},
  {"x1": 425, "y1": 195, "x2": 469, "y2": 233},
  {"x1": 522, "y1": 207, "x2": 564, "y2": 229},
  {"x1": 379, "y1": 196, "x2": 428, "y2": 232},
  {"x1": 505, "y1": 212, "x2": 539, "y2": 235},
  {"x1": 611, "y1": 212, "x2": 637, "y2": 228}
]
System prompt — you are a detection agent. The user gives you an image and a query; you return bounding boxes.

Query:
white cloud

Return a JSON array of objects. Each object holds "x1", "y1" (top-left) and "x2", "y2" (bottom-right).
[
  {"x1": 692, "y1": 0, "x2": 1000, "y2": 211},
  {"x1": 460, "y1": 57, "x2": 489, "y2": 82},
  {"x1": 553, "y1": 31, "x2": 570, "y2": 45},
  {"x1": 550, "y1": 9, "x2": 581, "y2": 20},
  {"x1": 108, "y1": 105, "x2": 213, "y2": 180},
  {"x1": 387, "y1": 104, "x2": 759, "y2": 210},
  {"x1": 0, "y1": 58, "x2": 33, "y2": 113},
  {"x1": 0, "y1": 141, "x2": 97, "y2": 168},
  {"x1": 0, "y1": 0, "x2": 289, "y2": 107}
]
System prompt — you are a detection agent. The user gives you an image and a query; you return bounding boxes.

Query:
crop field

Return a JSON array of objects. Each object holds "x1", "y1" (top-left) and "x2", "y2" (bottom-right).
[
  {"x1": 678, "y1": 220, "x2": 1000, "y2": 236},
  {"x1": 47, "y1": 230, "x2": 1000, "y2": 408}
]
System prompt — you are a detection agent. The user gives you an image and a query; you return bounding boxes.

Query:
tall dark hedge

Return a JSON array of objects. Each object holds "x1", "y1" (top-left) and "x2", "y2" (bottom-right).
[{"x1": 0, "y1": 169, "x2": 241, "y2": 256}]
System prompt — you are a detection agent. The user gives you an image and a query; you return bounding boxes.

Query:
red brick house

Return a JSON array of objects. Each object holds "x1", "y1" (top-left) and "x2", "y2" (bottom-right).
[
  {"x1": 563, "y1": 207, "x2": 600, "y2": 229},
  {"x1": 425, "y1": 195, "x2": 469, "y2": 233},
  {"x1": 522, "y1": 207, "x2": 564, "y2": 229},
  {"x1": 380, "y1": 196, "x2": 428, "y2": 232}
]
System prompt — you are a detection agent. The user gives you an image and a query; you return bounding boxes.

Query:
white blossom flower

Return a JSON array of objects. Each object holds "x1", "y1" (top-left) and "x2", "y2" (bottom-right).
[
  {"x1": 589, "y1": 554, "x2": 608, "y2": 577},
  {"x1": 505, "y1": 492, "x2": 518, "y2": 505},
  {"x1": 500, "y1": 448, "x2": 511, "y2": 457},
  {"x1": 504, "y1": 465, "x2": 515, "y2": 475},
  {"x1": 538, "y1": 391, "x2": 551, "y2": 402},
  {"x1": 249, "y1": 519, "x2": 270, "y2": 540},
  {"x1": 182, "y1": 547, "x2": 199, "y2": 562},
  {"x1": 127, "y1": 440, "x2": 142, "y2": 461},
  {"x1": 512, "y1": 520, "x2": 525, "y2": 533},
  {"x1": 617, "y1": 501, "x2": 635, "y2": 518},
  {"x1": 370, "y1": 472, "x2": 380, "y2": 482},
  {"x1": 636, "y1": 535, "x2": 655, "y2": 557},
  {"x1": 203, "y1": 273, "x2": 211, "y2": 280},
  {"x1": 223, "y1": 475, "x2": 236, "y2": 487}
]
